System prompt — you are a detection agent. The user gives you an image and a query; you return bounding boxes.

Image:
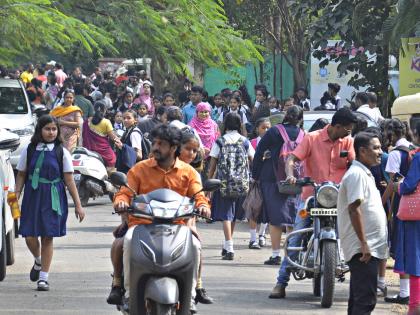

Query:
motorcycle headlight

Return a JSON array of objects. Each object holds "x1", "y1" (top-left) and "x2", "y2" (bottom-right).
[
  {"x1": 171, "y1": 242, "x2": 185, "y2": 262},
  {"x1": 316, "y1": 185, "x2": 338, "y2": 208}
]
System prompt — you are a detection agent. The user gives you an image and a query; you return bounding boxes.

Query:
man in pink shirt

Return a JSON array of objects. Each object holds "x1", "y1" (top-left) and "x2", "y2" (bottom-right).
[
  {"x1": 269, "y1": 107, "x2": 358, "y2": 299},
  {"x1": 54, "y1": 63, "x2": 68, "y2": 88}
]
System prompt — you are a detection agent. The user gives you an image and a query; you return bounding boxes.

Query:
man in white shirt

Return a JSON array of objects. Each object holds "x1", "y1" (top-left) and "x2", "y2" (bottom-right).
[
  {"x1": 355, "y1": 92, "x2": 384, "y2": 124},
  {"x1": 338, "y1": 131, "x2": 388, "y2": 315}
]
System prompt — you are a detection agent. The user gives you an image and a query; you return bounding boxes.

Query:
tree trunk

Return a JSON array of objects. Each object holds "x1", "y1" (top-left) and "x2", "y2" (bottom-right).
[
  {"x1": 381, "y1": 43, "x2": 390, "y2": 117},
  {"x1": 273, "y1": 48, "x2": 277, "y2": 96}
]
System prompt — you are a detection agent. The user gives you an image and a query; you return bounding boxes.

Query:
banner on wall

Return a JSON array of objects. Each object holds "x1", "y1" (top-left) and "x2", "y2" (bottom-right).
[{"x1": 399, "y1": 38, "x2": 420, "y2": 96}]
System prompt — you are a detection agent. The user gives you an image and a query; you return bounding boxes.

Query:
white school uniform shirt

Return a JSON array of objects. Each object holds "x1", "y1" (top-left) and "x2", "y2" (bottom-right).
[
  {"x1": 16, "y1": 143, "x2": 73, "y2": 173},
  {"x1": 209, "y1": 130, "x2": 255, "y2": 159},
  {"x1": 357, "y1": 104, "x2": 384, "y2": 124},
  {"x1": 130, "y1": 127, "x2": 143, "y2": 152},
  {"x1": 217, "y1": 108, "x2": 248, "y2": 124},
  {"x1": 385, "y1": 138, "x2": 412, "y2": 174},
  {"x1": 337, "y1": 160, "x2": 388, "y2": 262}
]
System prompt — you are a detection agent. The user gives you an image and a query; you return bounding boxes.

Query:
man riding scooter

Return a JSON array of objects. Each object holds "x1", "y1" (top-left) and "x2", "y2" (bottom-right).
[
  {"x1": 269, "y1": 107, "x2": 358, "y2": 299},
  {"x1": 112, "y1": 124, "x2": 211, "y2": 314}
]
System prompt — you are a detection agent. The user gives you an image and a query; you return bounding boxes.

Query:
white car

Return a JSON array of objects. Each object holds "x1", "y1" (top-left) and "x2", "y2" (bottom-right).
[
  {"x1": 0, "y1": 78, "x2": 35, "y2": 168},
  {"x1": 0, "y1": 128, "x2": 20, "y2": 280}
]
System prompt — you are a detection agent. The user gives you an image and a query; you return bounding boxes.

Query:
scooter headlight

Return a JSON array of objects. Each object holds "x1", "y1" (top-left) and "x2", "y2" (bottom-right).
[
  {"x1": 316, "y1": 185, "x2": 338, "y2": 208},
  {"x1": 171, "y1": 242, "x2": 185, "y2": 262}
]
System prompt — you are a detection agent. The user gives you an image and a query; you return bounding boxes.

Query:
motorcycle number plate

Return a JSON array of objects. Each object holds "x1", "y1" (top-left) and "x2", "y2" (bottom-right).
[
  {"x1": 310, "y1": 208, "x2": 337, "y2": 216},
  {"x1": 73, "y1": 174, "x2": 81, "y2": 181}
]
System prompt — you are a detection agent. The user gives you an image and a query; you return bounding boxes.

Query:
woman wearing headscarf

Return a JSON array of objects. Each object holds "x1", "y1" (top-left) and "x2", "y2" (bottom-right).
[{"x1": 189, "y1": 102, "x2": 219, "y2": 157}]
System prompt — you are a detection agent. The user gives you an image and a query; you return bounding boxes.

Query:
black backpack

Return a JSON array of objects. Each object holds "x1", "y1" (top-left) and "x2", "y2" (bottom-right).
[
  {"x1": 124, "y1": 127, "x2": 152, "y2": 161},
  {"x1": 26, "y1": 142, "x2": 64, "y2": 179}
]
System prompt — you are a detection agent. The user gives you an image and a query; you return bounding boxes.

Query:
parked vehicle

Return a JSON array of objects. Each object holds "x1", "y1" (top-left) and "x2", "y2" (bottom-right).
[
  {"x1": 302, "y1": 111, "x2": 334, "y2": 131},
  {"x1": 392, "y1": 92, "x2": 420, "y2": 133},
  {"x1": 0, "y1": 128, "x2": 20, "y2": 281},
  {"x1": 110, "y1": 172, "x2": 221, "y2": 315},
  {"x1": 72, "y1": 147, "x2": 117, "y2": 206},
  {"x1": 283, "y1": 176, "x2": 348, "y2": 308},
  {"x1": 0, "y1": 78, "x2": 35, "y2": 168}
]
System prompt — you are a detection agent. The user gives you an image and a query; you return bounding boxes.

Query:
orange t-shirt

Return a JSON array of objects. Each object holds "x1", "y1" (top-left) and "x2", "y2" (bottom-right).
[
  {"x1": 114, "y1": 158, "x2": 210, "y2": 227},
  {"x1": 293, "y1": 125, "x2": 355, "y2": 200}
]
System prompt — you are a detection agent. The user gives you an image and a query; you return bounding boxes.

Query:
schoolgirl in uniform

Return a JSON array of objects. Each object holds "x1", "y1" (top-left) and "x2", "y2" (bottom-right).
[{"x1": 14, "y1": 115, "x2": 85, "y2": 291}]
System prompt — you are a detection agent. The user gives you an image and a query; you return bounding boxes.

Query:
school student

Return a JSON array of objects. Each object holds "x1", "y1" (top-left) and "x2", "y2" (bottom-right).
[
  {"x1": 208, "y1": 112, "x2": 254, "y2": 260},
  {"x1": 14, "y1": 115, "x2": 85, "y2": 291}
]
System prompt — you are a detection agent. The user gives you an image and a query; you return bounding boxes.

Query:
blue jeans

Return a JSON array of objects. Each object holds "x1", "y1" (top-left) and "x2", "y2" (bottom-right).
[{"x1": 277, "y1": 199, "x2": 311, "y2": 287}]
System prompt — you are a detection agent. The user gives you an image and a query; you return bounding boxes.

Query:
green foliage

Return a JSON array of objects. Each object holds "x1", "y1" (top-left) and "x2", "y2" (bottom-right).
[
  {"x1": 0, "y1": 0, "x2": 263, "y2": 74},
  {"x1": 0, "y1": 0, "x2": 114, "y2": 65}
]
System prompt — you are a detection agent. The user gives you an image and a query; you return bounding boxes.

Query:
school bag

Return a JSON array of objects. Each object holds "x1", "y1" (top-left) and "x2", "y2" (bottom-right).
[
  {"x1": 274, "y1": 124, "x2": 304, "y2": 194},
  {"x1": 216, "y1": 136, "x2": 250, "y2": 198},
  {"x1": 26, "y1": 142, "x2": 64, "y2": 179},
  {"x1": 125, "y1": 127, "x2": 151, "y2": 161}
]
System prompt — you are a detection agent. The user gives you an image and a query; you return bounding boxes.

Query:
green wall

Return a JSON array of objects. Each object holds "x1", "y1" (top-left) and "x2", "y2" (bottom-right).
[{"x1": 204, "y1": 54, "x2": 295, "y2": 101}]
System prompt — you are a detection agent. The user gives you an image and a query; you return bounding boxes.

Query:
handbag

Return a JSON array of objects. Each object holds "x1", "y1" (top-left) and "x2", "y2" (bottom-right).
[
  {"x1": 242, "y1": 181, "x2": 263, "y2": 221},
  {"x1": 397, "y1": 184, "x2": 420, "y2": 221}
]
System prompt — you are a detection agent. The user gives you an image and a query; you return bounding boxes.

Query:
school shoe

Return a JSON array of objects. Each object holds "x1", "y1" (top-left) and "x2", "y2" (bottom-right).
[
  {"x1": 384, "y1": 294, "x2": 409, "y2": 305},
  {"x1": 264, "y1": 256, "x2": 281, "y2": 265},
  {"x1": 377, "y1": 285, "x2": 387, "y2": 297},
  {"x1": 269, "y1": 284, "x2": 286, "y2": 299},
  {"x1": 30, "y1": 262, "x2": 41, "y2": 282},
  {"x1": 259, "y1": 235, "x2": 266, "y2": 247},
  {"x1": 222, "y1": 252, "x2": 234, "y2": 260},
  {"x1": 37, "y1": 280, "x2": 49, "y2": 291},
  {"x1": 248, "y1": 240, "x2": 261, "y2": 249},
  {"x1": 195, "y1": 288, "x2": 214, "y2": 304},
  {"x1": 221, "y1": 248, "x2": 227, "y2": 256},
  {"x1": 107, "y1": 286, "x2": 123, "y2": 305}
]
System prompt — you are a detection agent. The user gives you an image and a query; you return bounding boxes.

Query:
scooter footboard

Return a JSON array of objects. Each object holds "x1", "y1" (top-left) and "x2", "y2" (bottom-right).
[
  {"x1": 284, "y1": 227, "x2": 314, "y2": 272},
  {"x1": 144, "y1": 277, "x2": 179, "y2": 304}
]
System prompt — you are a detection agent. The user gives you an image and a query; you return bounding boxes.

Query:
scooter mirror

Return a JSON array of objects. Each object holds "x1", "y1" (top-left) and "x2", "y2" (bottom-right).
[
  {"x1": 202, "y1": 179, "x2": 221, "y2": 192},
  {"x1": 110, "y1": 172, "x2": 128, "y2": 187}
]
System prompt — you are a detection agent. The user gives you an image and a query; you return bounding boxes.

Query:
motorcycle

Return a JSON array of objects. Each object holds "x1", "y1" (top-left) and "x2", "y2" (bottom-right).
[
  {"x1": 110, "y1": 172, "x2": 221, "y2": 315},
  {"x1": 71, "y1": 147, "x2": 117, "y2": 206},
  {"x1": 283, "y1": 177, "x2": 348, "y2": 308}
]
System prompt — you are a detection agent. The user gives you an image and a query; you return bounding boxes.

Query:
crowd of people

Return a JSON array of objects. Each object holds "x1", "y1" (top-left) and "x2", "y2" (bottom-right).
[{"x1": 6, "y1": 61, "x2": 420, "y2": 315}]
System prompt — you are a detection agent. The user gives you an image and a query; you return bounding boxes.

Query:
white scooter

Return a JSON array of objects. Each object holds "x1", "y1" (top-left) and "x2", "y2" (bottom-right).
[{"x1": 71, "y1": 147, "x2": 117, "y2": 207}]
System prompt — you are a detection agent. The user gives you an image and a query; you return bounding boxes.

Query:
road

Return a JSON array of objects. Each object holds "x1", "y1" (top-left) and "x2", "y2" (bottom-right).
[{"x1": 0, "y1": 197, "x2": 404, "y2": 314}]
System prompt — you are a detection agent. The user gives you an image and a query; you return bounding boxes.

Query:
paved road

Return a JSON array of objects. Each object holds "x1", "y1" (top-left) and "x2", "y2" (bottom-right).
[{"x1": 0, "y1": 197, "x2": 403, "y2": 314}]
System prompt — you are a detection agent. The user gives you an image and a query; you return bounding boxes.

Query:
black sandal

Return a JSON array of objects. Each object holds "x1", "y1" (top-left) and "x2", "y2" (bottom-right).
[{"x1": 30, "y1": 262, "x2": 42, "y2": 282}]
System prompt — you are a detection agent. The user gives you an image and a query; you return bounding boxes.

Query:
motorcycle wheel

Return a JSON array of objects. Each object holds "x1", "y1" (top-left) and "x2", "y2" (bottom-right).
[
  {"x1": 6, "y1": 224, "x2": 15, "y2": 265},
  {"x1": 320, "y1": 240, "x2": 337, "y2": 308},
  {"x1": 76, "y1": 180, "x2": 90, "y2": 207},
  {"x1": 0, "y1": 219, "x2": 7, "y2": 281},
  {"x1": 149, "y1": 301, "x2": 176, "y2": 315}
]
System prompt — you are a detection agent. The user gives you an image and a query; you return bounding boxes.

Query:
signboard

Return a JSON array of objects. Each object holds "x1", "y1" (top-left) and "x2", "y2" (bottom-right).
[
  {"x1": 399, "y1": 38, "x2": 420, "y2": 96},
  {"x1": 310, "y1": 40, "x2": 367, "y2": 109}
]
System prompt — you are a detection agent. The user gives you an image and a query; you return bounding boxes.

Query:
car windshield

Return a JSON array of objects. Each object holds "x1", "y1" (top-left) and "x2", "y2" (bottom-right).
[{"x1": 0, "y1": 87, "x2": 28, "y2": 114}]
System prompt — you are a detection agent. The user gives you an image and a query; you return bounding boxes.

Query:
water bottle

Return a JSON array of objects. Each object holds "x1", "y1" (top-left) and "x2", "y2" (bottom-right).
[{"x1": 7, "y1": 192, "x2": 21, "y2": 219}]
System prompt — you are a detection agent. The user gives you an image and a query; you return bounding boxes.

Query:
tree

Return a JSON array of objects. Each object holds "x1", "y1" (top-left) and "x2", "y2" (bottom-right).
[
  {"x1": 1, "y1": 0, "x2": 263, "y2": 78},
  {"x1": 310, "y1": 0, "x2": 398, "y2": 115},
  {"x1": 0, "y1": 0, "x2": 113, "y2": 65}
]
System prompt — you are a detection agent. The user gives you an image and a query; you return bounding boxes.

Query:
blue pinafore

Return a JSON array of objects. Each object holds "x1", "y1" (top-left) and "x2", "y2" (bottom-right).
[{"x1": 19, "y1": 145, "x2": 68, "y2": 237}]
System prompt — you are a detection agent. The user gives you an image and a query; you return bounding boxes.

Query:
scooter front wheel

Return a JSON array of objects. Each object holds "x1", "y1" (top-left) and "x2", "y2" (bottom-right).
[
  {"x1": 148, "y1": 300, "x2": 176, "y2": 315},
  {"x1": 76, "y1": 179, "x2": 90, "y2": 207}
]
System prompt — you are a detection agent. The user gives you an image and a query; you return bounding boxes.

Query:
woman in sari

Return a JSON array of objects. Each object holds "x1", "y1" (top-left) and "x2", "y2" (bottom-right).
[
  {"x1": 82, "y1": 101, "x2": 118, "y2": 169},
  {"x1": 50, "y1": 90, "x2": 83, "y2": 152},
  {"x1": 189, "y1": 102, "x2": 219, "y2": 158}
]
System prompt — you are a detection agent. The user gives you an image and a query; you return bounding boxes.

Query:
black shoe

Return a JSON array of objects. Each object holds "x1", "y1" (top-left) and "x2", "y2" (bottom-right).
[
  {"x1": 37, "y1": 280, "x2": 49, "y2": 291},
  {"x1": 195, "y1": 288, "x2": 214, "y2": 304},
  {"x1": 30, "y1": 262, "x2": 41, "y2": 282},
  {"x1": 107, "y1": 286, "x2": 123, "y2": 305},
  {"x1": 248, "y1": 240, "x2": 261, "y2": 249},
  {"x1": 222, "y1": 252, "x2": 234, "y2": 260},
  {"x1": 221, "y1": 248, "x2": 227, "y2": 256},
  {"x1": 384, "y1": 294, "x2": 409, "y2": 305},
  {"x1": 264, "y1": 256, "x2": 281, "y2": 265}
]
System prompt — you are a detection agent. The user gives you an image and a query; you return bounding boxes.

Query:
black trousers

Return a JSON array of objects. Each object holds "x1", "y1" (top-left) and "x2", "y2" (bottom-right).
[{"x1": 347, "y1": 253, "x2": 379, "y2": 315}]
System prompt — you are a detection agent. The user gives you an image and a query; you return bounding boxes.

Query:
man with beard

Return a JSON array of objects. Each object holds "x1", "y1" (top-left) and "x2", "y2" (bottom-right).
[{"x1": 112, "y1": 124, "x2": 210, "y2": 313}]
